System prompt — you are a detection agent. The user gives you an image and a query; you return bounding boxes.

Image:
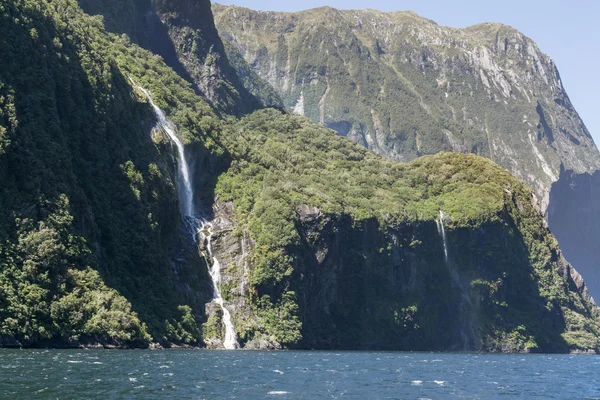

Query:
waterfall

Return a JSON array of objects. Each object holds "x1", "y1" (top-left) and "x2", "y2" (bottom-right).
[
  {"x1": 436, "y1": 210, "x2": 476, "y2": 351},
  {"x1": 131, "y1": 79, "x2": 239, "y2": 349},
  {"x1": 200, "y1": 223, "x2": 240, "y2": 350},
  {"x1": 435, "y1": 210, "x2": 449, "y2": 263},
  {"x1": 132, "y1": 83, "x2": 194, "y2": 219}
]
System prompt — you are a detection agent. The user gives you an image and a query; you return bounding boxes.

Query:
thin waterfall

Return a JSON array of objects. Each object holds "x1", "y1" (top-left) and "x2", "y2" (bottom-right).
[
  {"x1": 131, "y1": 79, "x2": 239, "y2": 349},
  {"x1": 131, "y1": 82, "x2": 194, "y2": 219},
  {"x1": 436, "y1": 210, "x2": 476, "y2": 351},
  {"x1": 435, "y1": 210, "x2": 449, "y2": 263}
]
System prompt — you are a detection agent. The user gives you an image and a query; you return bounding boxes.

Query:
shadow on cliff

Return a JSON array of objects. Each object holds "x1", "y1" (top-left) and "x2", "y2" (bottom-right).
[
  {"x1": 78, "y1": 0, "x2": 198, "y2": 92},
  {"x1": 78, "y1": 0, "x2": 264, "y2": 116},
  {"x1": 0, "y1": 5, "x2": 230, "y2": 345},
  {"x1": 451, "y1": 210, "x2": 569, "y2": 353},
  {"x1": 287, "y1": 211, "x2": 570, "y2": 352},
  {"x1": 288, "y1": 215, "x2": 460, "y2": 351}
]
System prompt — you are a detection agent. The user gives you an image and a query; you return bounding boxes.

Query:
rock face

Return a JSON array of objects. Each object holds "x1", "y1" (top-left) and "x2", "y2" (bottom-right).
[
  {"x1": 212, "y1": 4, "x2": 600, "y2": 296},
  {"x1": 79, "y1": 0, "x2": 271, "y2": 115},
  {"x1": 199, "y1": 109, "x2": 600, "y2": 353}
]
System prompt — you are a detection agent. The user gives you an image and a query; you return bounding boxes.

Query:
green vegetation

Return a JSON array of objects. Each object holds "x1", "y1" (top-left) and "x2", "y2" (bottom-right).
[
  {"x1": 213, "y1": 4, "x2": 600, "y2": 211},
  {"x1": 0, "y1": 0, "x2": 217, "y2": 346},
  {"x1": 218, "y1": 110, "x2": 507, "y2": 225}
]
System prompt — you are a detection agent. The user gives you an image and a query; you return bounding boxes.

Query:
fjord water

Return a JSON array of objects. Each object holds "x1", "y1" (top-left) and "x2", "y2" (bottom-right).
[{"x1": 1, "y1": 350, "x2": 599, "y2": 399}]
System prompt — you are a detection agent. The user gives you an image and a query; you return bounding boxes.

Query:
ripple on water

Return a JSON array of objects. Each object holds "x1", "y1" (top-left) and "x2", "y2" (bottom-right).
[{"x1": 1, "y1": 350, "x2": 599, "y2": 399}]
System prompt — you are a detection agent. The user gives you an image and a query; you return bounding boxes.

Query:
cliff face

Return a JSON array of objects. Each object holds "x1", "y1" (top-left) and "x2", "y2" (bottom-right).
[
  {"x1": 79, "y1": 0, "x2": 272, "y2": 115},
  {"x1": 200, "y1": 109, "x2": 599, "y2": 353},
  {"x1": 212, "y1": 4, "x2": 600, "y2": 297},
  {"x1": 0, "y1": 0, "x2": 225, "y2": 347},
  {"x1": 548, "y1": 169, "x2": 600, "y2": 301}
]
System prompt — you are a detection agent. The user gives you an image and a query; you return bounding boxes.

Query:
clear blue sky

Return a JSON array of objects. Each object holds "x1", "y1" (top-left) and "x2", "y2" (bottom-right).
[{"x1": 216, "y1": 0, "x2": 600, "y2": 146}]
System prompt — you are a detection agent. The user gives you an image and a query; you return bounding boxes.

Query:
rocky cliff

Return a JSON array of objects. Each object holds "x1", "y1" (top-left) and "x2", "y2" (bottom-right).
[
  {"x1": 78, "y1": 0, "x2": 276, "y2": 115},
  {"x1": 200, "y1": 109, "x2": 599, "y2": 353},
  {"x1": 213, "y1": 5, "x2": 600, "y2": 298}
]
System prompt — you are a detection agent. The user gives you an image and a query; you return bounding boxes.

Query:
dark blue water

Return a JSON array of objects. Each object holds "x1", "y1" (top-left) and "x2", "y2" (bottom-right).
[{"x1": 1, "y1": 350, "x2": 599, "y2": 399}]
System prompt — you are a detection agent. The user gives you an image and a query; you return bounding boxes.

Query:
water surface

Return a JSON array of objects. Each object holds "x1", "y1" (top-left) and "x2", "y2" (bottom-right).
[{"x1": 1, "y1": 349, "x2": 599, "y2": 399}]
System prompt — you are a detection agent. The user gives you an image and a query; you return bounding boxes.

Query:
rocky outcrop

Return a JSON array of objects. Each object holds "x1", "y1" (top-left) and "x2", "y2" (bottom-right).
[{"x1": 199, "y1": 202, "x2": 256, "y2": 348}]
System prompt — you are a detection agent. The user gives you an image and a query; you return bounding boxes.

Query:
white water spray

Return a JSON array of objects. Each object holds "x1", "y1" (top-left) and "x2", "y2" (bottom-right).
[
  {"x1": 132, "y1": 83, "x2": 194, "y2": 218},
  {"x1": 201, "y1": 223, "x2": 240, "y2": 349},
  {"x1": 435, "y1": 210, "x2": 449, "y2": 263},
  {"x1": 131, "y1": 79, "x2": 239, "y2": 349}
]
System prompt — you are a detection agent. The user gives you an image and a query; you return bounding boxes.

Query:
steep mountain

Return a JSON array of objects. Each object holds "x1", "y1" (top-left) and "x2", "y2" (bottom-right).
[
  {"x1": 78, "y1": 0, "x2": 278, "y2": 115},
  {"x1": 0, "y1": 0, "x2": 222, "y2": 347},
  {"x1": 0, "y1": 0, "x2": 598, "y2": 353},
  {"x1": 212, "y1": 4, "x2": 600, "y2": 298}
]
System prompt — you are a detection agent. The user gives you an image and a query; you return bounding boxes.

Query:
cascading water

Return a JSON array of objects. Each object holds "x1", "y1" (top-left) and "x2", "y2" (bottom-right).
[
  {"x1": 436, "y1": 210, "x2": 476, "y2": 351},
  {"x1": 131, "y1": 79, "x2": 239, "y2": 349},
  {"x1": 436, "y1": 210, "x2": 449, "y2": 263},
  {"x1": 132, "y1": 83, "x2": 194, "y2": 219},
  {"x1": 200, "y1": 223, "x2": 240, "y2": 349}
]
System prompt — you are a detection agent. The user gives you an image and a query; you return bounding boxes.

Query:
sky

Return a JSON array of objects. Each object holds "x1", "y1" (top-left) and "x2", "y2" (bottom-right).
[{"x1": 216, "y1": 0, "x2": 600, "y2": 146}]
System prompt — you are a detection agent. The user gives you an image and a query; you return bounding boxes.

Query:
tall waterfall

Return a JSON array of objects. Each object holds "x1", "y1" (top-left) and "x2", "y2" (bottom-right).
[
  {"x1": 436, "y1": 210, "x2": 476, "y2": 351},
  {"x1": 131, "y1": 79, "x2": 239, "y2": 349},
  {"x1": 133, "y1": 84, "x2": 194, "y2": 219}
]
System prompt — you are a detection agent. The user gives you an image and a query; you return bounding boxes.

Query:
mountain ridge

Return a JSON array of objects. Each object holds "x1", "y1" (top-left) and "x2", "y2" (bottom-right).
[
  {"x1": 213, "y1": 3, "x2": 600, "y2": 196},
  {"x1": 213, "y1": 2, "x2": 600, "y2": 297}
]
